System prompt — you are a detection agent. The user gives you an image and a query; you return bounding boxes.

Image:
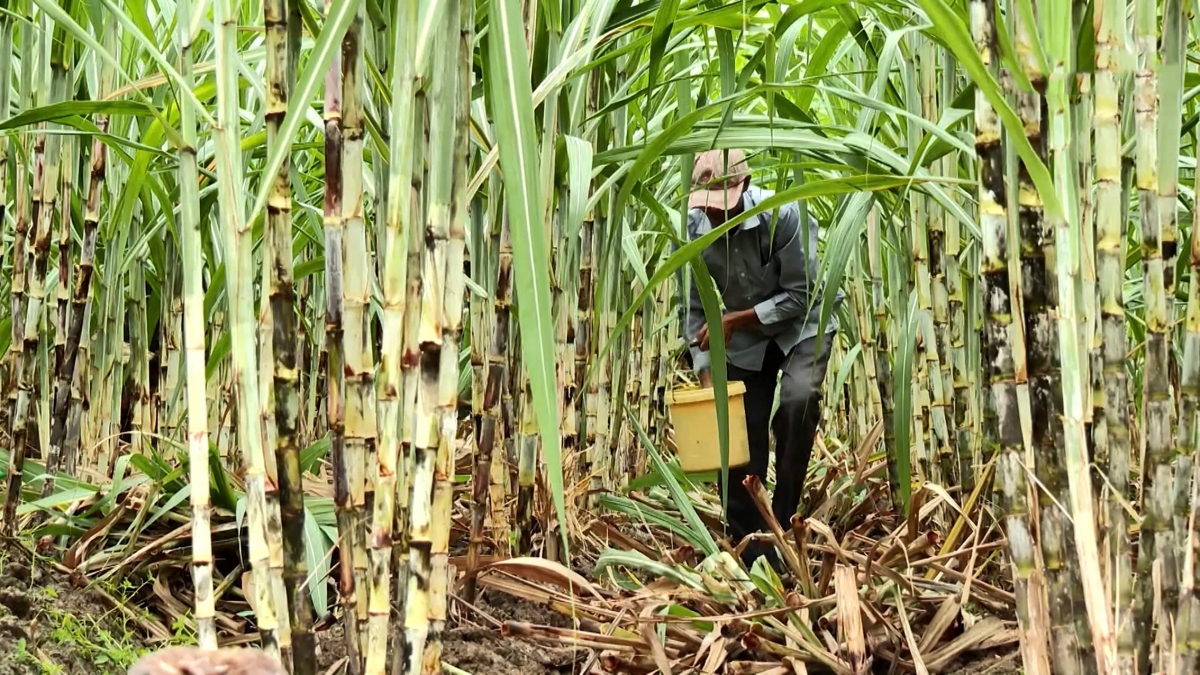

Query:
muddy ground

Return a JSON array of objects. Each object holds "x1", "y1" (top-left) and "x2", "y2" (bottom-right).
[{"x1": 0, "y1": 544, "x2": 1017, "y2": 675}]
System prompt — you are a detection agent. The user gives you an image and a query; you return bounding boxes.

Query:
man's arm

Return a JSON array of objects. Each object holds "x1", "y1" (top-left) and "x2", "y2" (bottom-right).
[{"x1": 753, "y1": 202, "x2": 819, "y2": 327}]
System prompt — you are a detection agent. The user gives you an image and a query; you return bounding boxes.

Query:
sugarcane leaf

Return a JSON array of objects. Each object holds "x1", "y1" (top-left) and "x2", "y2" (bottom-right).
[
  {"x1": 892, "y1": 290, "x2": 919, "y2": 512},
  {"x1": 623, "y1": 231, "x2": 651, "y2": 287},
  {"x1": 300, "y1": 436, "x2": 332, "y2": 476},
  {"x1": 0, "y1": 100, "x2": 154, "y2": 131},
  {"x1": 210, "y1": 442, "x2": 238, "y2": 513},
  {"x1": 304, "y1": 507, "x2": 330, "y2": 617},
  {"x1": 16, "y1": 487, "x2": 96, "y2": 515},
  {"x1": 689, "y1": 256, "x2": 731, "y2": 509},
  {"x1": 563, "y1": 135, "x2": 593, "y2": 242},
  {"x1": 813, "y1": 192, "x2": 870, "y2": 351},
  {"x1": 796, "y1": 22, "x2": 849, "y2": 111},
  {"x1": 832, "y1": 342, "x2": 863, "y2": 397},
  {"x1": 597, "y1": 493, "x2": 708, "y2": 551},
  {"x1": 594, "y1": 549, "x2": 706, "y2": 590},
  {"x1": 486, "y1": 0, "x2": 567, "y2": 557},
  {"x1": 101, "y1": 0, "x2": 217, "y2": 128},
  {"x1": 626, "y1": 408, "x2": 719, "y2": 557},
  {"x1": 27, "y1": 0, "x2": 188, "y2": 148},
  {"x1": 821, "y1": 83, "x2": 974, "y2": 157},
  {"x1": 144, "y1": 485, "x2": 191, "y2": 531},
  {"x1": 647, "y1": 0, "x2": 681, "y2": 100},
  {"x1": 100, "y1": 456, "x2": 134, "y2": 514},
  {"x1": 206, "y1": 331, "x2": 232, "y2": 381}
]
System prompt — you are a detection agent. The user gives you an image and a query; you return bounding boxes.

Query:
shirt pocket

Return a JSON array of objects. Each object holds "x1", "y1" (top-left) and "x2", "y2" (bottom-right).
[{"x1": 733, "y1": 254, "x2": 780, "y2": 309}]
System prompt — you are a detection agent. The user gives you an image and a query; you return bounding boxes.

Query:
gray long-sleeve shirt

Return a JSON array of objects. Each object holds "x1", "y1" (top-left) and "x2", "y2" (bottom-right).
[{"x1": 680, "y1": 184, "x2": 844, "y2": 374}]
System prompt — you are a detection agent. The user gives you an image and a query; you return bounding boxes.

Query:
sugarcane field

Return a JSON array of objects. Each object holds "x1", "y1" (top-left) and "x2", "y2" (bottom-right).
[{"x1": 0, "y1": 0, "x2": 1196, "y2": 672}]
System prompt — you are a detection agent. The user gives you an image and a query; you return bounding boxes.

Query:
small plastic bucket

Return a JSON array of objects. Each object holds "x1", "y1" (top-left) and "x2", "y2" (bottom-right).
[{"x1": 666, "y1": 381, "x2": 751, "y2": 474}]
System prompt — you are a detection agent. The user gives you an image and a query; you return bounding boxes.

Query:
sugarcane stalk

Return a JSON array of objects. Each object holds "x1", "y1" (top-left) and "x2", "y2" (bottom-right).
[
  {"x1": 974, "y1": 0, "x2": 1049, "y2": 671},
  {"x1": 466, "y1": 207, "x2": 513, "y2": 600},
  {"x1": 919, "y1": 40, "x2": 954, "y2": 485},
  {"x1": 1157, "y1": 5, "x2": 1190, "y2": 668},
  {"x1": 392, "y1": 49, "x2": 430, "y2": 675},
  {"x1": 214, "y1": 0, "x2": 280, "y2": 656},
  {"x1": 1044, "y1": 0, "x2": 1118, "y2": 666},
  {"x1": 1092, "y1": 0, "x2": 1134, "y2": 671},
  {"x1": 0, "y1": 0, "x2": 11, "y2": 430},
  {"x1": 3, "y1": 0, "x2": 32, "y2": 425},
  {"x1": 340, "y1": 1, "x2": 374, "y2": 644},
  {"x1": 51, "y1": 7, "x2": 106, "y2": 480},
  {"x1": 366, "y1": 0, "x2": 417, "y2": 671},
  {"x1": 322, "y1": 2, "x2": 361, "y2": 668},
  {"x1": 128, "y1": 213, "x2": 151, "y2": 449},
  {"x1": 49, "y1": 127, "x2": 73, "y2": 460},
  {"x1": 515, "y1": 370, "x2": 538, "y2": 554},
  {"x1": 908, "y1": 44, "x2": 948, "y2": 483},
  {"x1": 940, "y1": 51, "x2": 972, "y2": 493},
  {"x1": 4, "y1": 12, "x2": 59, "y2": 533},
  {"x1": 1133, "y1": 0, "x2": 1174, "y2": 667},
  {"x1": 63, "y1": 298, "x2": 89, "y2": 478},
  {"x1": 255, "y1": 118, "x2": 292, "y2": 675},
  {"x1": 403, "y1": 63, "x2": 445, "y2": 670},
  {"x1": 264, "y1": 0, "x2": 315, "y2": 668},
  {"x1": 1178, "y1": 118, "x2": 1200, "y2": 675},
  {"x1": 172, "y1": 0, "x2": 214, "y2": 649},
  {"x1": 574, "y1": 212, "x2": 594, "y2": 478},
  {"x1": 1007, "y1": 9, "x2": 1087, "y2": 670},
  {"x1": 425, "y1": 2, "x2": 467, "y2": 666}
]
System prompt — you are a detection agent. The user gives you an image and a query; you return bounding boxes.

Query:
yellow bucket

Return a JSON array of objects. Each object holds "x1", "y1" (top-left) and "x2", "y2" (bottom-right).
[{"x1": 666, "y1": 381, "x2": 751, "y2": 474}]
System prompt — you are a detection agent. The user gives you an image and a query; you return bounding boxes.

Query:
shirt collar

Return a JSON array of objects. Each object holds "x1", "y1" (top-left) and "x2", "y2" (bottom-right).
[{"x1": 737, "y1": 185, "x2": 762, "y2": 230}]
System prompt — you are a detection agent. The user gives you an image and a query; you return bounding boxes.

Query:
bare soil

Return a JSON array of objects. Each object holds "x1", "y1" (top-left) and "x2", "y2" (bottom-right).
[
  {"x1": 0, "y1": 545, "x2": 153, "y2": 675},
  {"x1": 443, "y1": 591, "x2": 585, "y2": 675},
  {"x1": 944, "y1": 649, "x2": 1022, "y2": 675},
  {"x1": 314, "y1": 592, "x2": 586, "y2": 675}
]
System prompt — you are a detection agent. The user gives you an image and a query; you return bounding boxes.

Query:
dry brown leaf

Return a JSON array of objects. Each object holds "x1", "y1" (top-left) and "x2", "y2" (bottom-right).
[{"x1": 482, "y1": 556, "x2": 605, "y2": 599}]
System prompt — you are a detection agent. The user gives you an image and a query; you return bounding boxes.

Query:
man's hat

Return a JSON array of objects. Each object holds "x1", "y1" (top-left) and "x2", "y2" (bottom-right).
[{"x1": 688, "y1": 148, "x2": 750, "y2": 211}]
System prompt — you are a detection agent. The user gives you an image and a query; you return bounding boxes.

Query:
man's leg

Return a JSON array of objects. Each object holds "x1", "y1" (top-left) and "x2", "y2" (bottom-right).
[
  {"x1": 771, "y1": 332, "x2": 835, "y2": 528},
  {"x1": 719, "y1": 347, "x2": 785, "y2": 544}
]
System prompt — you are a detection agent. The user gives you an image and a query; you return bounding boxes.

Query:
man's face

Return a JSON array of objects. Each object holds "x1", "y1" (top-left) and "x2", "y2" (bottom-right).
[{"x1": 703, "y1": 177, "x2": 748, "y2": 222}]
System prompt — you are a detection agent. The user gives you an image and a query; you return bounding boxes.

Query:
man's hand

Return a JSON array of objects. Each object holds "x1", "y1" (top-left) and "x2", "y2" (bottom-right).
[{"x1": 696, "y1": 309, "x2": 760, "y2": 351}]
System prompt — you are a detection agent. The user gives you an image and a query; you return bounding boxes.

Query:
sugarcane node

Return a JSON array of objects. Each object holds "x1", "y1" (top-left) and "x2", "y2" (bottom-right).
[
  {"x1": 371, "y1": 529, "x2": 391, "y2": 548},
  {"x1": 401, "y1": 349, "x2": 420, "y2": 368}
]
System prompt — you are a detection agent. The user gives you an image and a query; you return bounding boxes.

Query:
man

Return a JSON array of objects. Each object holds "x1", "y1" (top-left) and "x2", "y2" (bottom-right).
[{"x1": 680, "y1": 148, "x2": 843, "y2": 570}]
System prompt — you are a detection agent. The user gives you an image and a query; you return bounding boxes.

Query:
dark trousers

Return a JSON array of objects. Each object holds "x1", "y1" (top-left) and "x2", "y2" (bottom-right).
[{"x1": 720, "y1": 333, "x2": 834, "y2": 544}]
